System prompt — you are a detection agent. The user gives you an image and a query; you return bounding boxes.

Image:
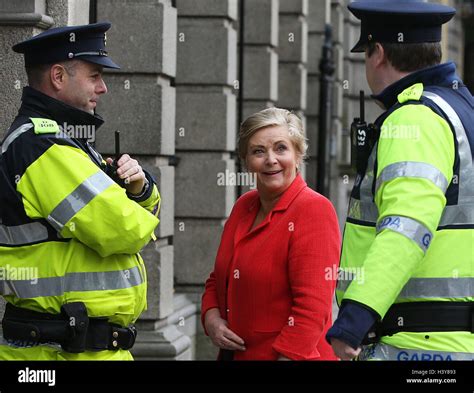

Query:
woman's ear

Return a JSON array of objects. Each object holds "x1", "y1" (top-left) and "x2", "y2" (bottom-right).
[{"x1": 296, "y1": 155, "x2": 303, "y2": 172}]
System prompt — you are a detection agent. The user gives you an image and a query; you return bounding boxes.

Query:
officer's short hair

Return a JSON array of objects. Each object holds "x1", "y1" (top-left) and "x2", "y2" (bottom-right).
[
  {"x1": 238, "y1": 107, "x2": 308, "y2": 168},
  {"x1": 26, "y1": 60, "x2": 79, "y2": 88},
  {"x1": 25, "y1": 63, "x2": 50, "y2": 88},
  {"x1": 367, "y1": 42, "x2": 442, "y2": 73}
]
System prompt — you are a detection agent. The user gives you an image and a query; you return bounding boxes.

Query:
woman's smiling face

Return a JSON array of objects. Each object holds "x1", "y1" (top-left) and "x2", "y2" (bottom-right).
[{"x1": 245, "y1": 125, "x2": 298, "y2": 198}]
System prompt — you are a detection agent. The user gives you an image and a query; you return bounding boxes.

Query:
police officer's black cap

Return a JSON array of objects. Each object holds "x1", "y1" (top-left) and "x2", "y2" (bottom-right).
[
  {"x1": 12, "y1": 22, "x2": 120, "y2": 69},
  {"x1": 348, "y1": 0, "x2": 456, "y2": 53}
]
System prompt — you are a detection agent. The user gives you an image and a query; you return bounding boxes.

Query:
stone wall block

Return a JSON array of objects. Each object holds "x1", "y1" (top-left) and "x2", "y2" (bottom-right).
[{"x1": 96, "y1": 75, "x2": 175, "y2": 156}]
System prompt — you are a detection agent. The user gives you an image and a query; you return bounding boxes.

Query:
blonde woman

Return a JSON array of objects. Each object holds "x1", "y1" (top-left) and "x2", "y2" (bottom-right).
[{"x1": 201, "y1": 108, "x2": 341, "y2": 360}]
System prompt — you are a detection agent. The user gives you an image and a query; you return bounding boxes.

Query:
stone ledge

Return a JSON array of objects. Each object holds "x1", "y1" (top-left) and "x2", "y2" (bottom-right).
[
  {"x1": 176, "y1": 0, "x2": 238, "y2": 20},
  {"x1": 279, "y1": 0, "x2": 308, "y2": 16},
  {"x1": 148, "y1": 293, "x2": 198, "y2": 329},
  {"x1": 132, "y1": 325, "x2": 192, "y2": 360},
  {"x1": 0, "y1": 13, "x2": 54, "y2": 28},
  {"x1": 134, "y1": 294, "x2": 197, "y2": 360}
]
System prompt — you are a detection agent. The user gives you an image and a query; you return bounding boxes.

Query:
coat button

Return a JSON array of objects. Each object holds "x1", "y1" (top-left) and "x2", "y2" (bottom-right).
[{"x1": 226, "y1": 309, "x2": 230, "y2": 313}]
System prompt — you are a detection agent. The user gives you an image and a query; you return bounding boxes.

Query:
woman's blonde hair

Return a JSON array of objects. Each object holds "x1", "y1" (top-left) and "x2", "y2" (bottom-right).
[{"x1": 238, "y1": 107, "x2": 308, "y2": 168}]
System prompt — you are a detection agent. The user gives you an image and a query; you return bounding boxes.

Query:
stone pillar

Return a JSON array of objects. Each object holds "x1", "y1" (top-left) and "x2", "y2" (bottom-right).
[
  {"x1": 46, "y1": 0, "x2": 89, "y2": 26},
  {"x1": 65, "y1": 0, "x2": 89, "y2": 26},
  {"x1": 174, "y1": 0, "x2": 238, "y2": 360},
  {"x1": 277, "y1": 0, "x2": 307, "y2": 179},
  {"x1": 242, "y1": 0, "x2": 279, "y2": 119},
  {"x1": 95, "y1": 0, "x2": 187, "y2": 360}
]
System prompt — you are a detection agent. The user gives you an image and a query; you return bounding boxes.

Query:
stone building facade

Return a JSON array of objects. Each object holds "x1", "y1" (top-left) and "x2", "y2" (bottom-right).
[{"x1": 0, "y1": 0, "x2": 471, "y2": 360}]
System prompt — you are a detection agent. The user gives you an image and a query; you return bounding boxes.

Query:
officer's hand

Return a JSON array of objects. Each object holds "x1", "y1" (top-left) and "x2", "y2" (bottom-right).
[
  {"x1": 106, "y1": 154, "x2": 146, "y2": 195},
  {"x1": 204, "y1": 308, "x2": 246, "y2": 352},
  {"x1": 330, "y1": 338, "x2": 361, "y2": 360}
]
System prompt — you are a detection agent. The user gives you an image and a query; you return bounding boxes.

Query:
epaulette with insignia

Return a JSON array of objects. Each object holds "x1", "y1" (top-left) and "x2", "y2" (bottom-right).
[{"x1": 30, "y1": 118, "x2": 60, "y2": 134}]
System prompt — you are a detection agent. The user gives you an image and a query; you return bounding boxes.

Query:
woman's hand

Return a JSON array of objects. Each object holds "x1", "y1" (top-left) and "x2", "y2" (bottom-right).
[{"x1": 204, "y1": 308, "x2": 246, "y2": 351}]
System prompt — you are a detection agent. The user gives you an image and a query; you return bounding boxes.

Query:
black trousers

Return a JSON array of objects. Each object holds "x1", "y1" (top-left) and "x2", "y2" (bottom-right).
[{"x1": 220, "y1": 349, "x2": 235, "y2": 361}]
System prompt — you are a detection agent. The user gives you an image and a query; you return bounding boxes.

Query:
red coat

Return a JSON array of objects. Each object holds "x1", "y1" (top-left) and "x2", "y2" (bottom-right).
[{"x1": 201, "y1": 175, "x2": 340, "y2": 360}]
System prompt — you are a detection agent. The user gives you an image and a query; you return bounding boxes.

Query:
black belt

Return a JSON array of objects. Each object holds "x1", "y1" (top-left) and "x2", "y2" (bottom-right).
[
  {"x1": 364, "y1": 301, "x2": 474, "y2": 344},
  {"x1": 2, "y1": 302, "x2": 137, "y2": 353}
]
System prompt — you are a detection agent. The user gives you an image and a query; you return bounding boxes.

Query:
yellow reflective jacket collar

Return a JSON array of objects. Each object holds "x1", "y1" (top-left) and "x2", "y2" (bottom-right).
[{"x1": 371, "y1": 62, "x2": 459, "y2": 109}]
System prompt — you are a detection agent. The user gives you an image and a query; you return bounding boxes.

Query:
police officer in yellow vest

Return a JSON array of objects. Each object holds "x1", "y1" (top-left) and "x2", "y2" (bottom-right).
[
  {"x1": 326, "y1": 1, "x2": 473, "y2": 360},
  {"x1": 0, "y1": 22, "x2": 160, "y2": 360}
]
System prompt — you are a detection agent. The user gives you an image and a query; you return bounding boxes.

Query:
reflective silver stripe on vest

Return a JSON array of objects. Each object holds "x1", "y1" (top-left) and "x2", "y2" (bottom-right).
[
  {"x1": 336, "y1": 278, "x2": 350, "y2": 293},
  {"x1": 347, "y1": 198, "x2": 379, "y2": 223},
  {"x1": 375, "y1": 161, "x2": 449, "y2": 195},
  {"x1": 397, "y1": 277, "x2": 473, "y2": 299},
  {"x1": 0, "y1": 222, "x2": 49, "y2": 245},
  {"x1": 360, "y1": 141, "x2": 378, "y2": 201},
  {"x1": 1, "y1": 123, "x2": 34, "y2": 154},
  {"x1": 347, "y1": 142, "x2": 379, "y2": 224},
  {"x1": 439, "y1": 203, "x2": 474, "y2": 226},
  {"x1": 338, "y1": 276, "x2": 473, "y2": 299},
  {"x1": 0, "y1": 265, "x2": 143, "y2": 298},
  {"x1": 359, "y1": 342, "x2": 473, "y2": 361},
  {"x1": 47, "y1": 171, "x2": 114, "y2": 232},
  {"x1": 377, "y1": 215, "x2": 433, "y2": 253},
  {"x1": 422, "y1": 91, "x2": 474, "y2": 226},
  {"x1": 336, "y1": 269, "x2": 359, "y2": 292}
]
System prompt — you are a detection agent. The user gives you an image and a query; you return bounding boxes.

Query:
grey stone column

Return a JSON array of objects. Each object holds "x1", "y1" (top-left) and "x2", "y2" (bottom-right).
[
  {"x1": 95, "y1": 0, "x2": 189, "y2": 360},
  {"x1": 242, "y1": 0, "x2": 279, "y2": 119},
  {"x1": 277, "y1": 0, "x2": 308, "y2": 179},
  {"x1": 174, "y1": 0, "x2": 238, "y2": 360},
  {"x1": 47, "y1": 0, "x2": 89, "y2": 26}
]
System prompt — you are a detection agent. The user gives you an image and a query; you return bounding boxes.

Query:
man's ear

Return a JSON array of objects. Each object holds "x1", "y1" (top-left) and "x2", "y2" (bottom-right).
[
  {"x1": 373, "y1": 43, "x2": 387, "y2": 68},
  {"x1": 50, "y1": 64, "x2": 67, "y2": 91}
]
